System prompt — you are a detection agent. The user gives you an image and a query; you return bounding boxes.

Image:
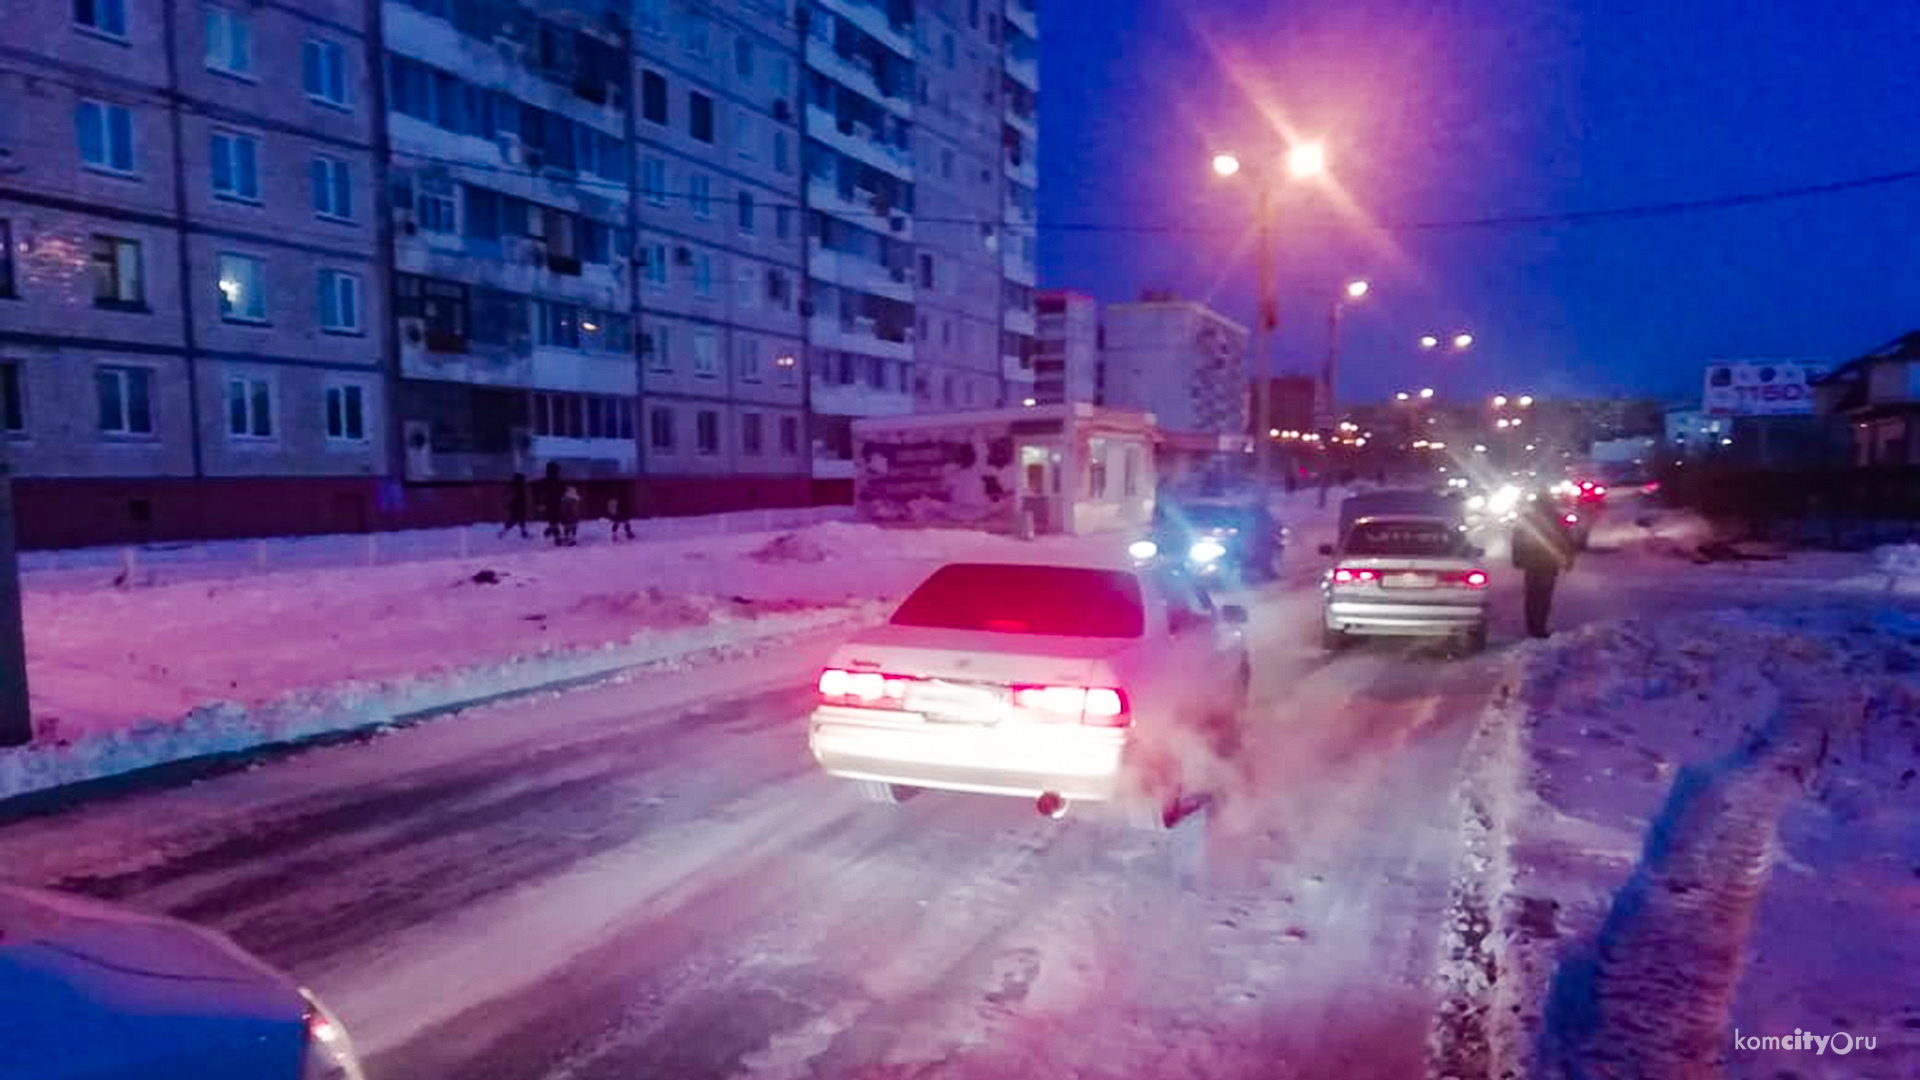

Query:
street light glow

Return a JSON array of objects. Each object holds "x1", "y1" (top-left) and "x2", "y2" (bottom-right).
[
  {"x1": 1419, "y1": 387, "x2": 1435, "y2": 399},
  {"x1": 1496, "y1": 418, "x2": 1510, "y2": 429},
  {"x1": 1492, "y1": 394, "x2": 1509, "y2": 408},
  {"x1": 1518, "y1": 394, "x2": 1534, "y2": 407},
  {"x1": 1453, "y1": 332, "x2": 1474, "y2": 350},
  {"x1": 1022, "y1": 397, "x2": 1037, "y2": 407},
  {"x1": 1395, "y1": 391, "x2": 1411, "y2": 401},
  {"x1": 1345, "y1": 279, "x2": 1370, "y2": 300},
  {"x1": 1269, "y1": 427, "x2": 1281, "y2": 438},
  {"x1": 1285, "y1": 141, "x2": 1326, "y2": 179},
  {"x1": 1419, "y1": 334, "x2": 1440, "y2": 349},
  {"x1": 1211, "y1": 152, "x2": 1242, "y2": 178}
]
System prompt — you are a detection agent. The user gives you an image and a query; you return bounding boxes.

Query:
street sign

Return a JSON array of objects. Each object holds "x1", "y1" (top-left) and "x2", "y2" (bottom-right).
[{"x1": 1702, "y1": 359, "x2": 1832, "y2": 417}]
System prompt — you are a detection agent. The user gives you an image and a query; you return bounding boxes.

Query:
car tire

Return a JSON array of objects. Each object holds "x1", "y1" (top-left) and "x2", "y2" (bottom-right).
[
  {"x1": 1464, "y1": 623, "x2": 1489, "y2": 654},
  {"x1": 1321, "y1": 625, "x2": 1349, "y2": 651},
  {"x1": 855, "y1": 780, "x2": 915, "y2": 805}
]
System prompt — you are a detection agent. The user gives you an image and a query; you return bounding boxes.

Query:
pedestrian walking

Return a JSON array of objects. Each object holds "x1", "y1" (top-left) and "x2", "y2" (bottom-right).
[
  {"x1": 607, "y1": 495, "x2": 635, "y2": 541},
  {"x1": 559, "y1": 486, "x2": 582, "y2": 546},
  {"x1": 537, "y1": 462, "x2": 564, "y2": 543},
  {"x1": 500, "y1": 472, "x2": 530, "y2": 538},
  {"x1": 1511, "y1": 492, "x2": 1576, "y2": 638}
]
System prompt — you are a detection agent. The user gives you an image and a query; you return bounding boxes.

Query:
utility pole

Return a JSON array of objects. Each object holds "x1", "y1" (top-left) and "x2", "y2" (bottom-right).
[
  {"x1": 1251, "y1": 185, "x2": 1276, "y2": 496},
  {"x1": 0, "y1": 443, "x2": 31, "y2": 747}
]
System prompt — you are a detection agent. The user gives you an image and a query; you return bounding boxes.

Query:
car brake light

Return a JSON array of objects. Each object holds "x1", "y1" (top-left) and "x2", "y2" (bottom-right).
[
  {"x1": 817, "y1": 668, "x2": 911, "y2": 706},
  {"x1": 1011, "y1": 684, "x2": 1131, "y2": 727},
  {"x1": 1461, "y1": 570, "x2": 1489, "y2": 588},
  {"x1": 1564, "y1": 513, "x2": 1579, "y2": 525},
  {"x1": 1333, "y1": 567, "x2": 1379, "y2": 584}
]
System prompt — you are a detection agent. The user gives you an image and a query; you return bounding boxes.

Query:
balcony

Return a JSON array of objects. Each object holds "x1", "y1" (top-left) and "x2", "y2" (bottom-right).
[
  {"x1": 1004, "y1": 353, "x2": 1035, "y2": 382},
  {"x1": 807, "y1": 176, "x2": 913, "y2": 239},
  {"x1": 1005, "y1": 106, "x2": 1037, "y2": 140},
  {"x1": 383, "y1": 3, "x2": 627, "y2": 133},
  {"x1": 814, "y1": 0, "x2": 914, "y2": 60},
  {"x1": 1003, "y1": 307, "x2": 1036, "y2": 336},
  {"x1": 809, "y1": 241, "x2": 914, "y2": 303},
  {"x1": 1006, "y1": 0, "x2": 1037, "y2": 39},
  {"x1": 1005, "y1": 50, "x2": 1038, "y2": 90},
  {"x1": 1004, "y1": 255, "x2": 1036, "y2": 287},
  {"x1": 810, "y1": 314, "x2": 913, "y2": 362},
  {"x1": 1004, "y1": 152, "x2": 1038, "y2": 190},
  {"x1": 810, "y1": 377, "x2": 914, "y2": 421},
  {"x1": 806, "y1": 39, "x2": 911, "y2": 118},
  {"x1": 807, "y1": 104, "x2": 914, "y2": 182}
]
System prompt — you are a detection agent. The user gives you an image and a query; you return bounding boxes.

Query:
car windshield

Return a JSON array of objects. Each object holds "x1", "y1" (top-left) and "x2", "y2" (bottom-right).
[
  {"x1": 1182, "y1": 505, "x2": 1259, "y2": 529},
  {"x1": 890, "y1": 564, "x2": 1146, "y2": 638},
  {"x1": 1343, "y1": 520, "x2": 1469, "y2": 557}
]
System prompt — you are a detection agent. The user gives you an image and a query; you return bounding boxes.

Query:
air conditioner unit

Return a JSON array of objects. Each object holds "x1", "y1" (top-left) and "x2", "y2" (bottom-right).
[
  {"x1": 403, "y1": 420, "x2": 435, "y2": 481},
  {"x1": 399, "y1": 316, "x2": 427, "y2": 348}
]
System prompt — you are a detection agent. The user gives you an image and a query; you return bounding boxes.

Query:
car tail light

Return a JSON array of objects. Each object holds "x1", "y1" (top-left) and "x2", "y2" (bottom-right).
[
  {"x1": 1332, "y1": 567, "x2": 1379, "y2": 585},
  {"x1": 817, "y1": 668, "x2": 911, "y2": 707},
  {"x1": 1012, "y1": 684, "x2": 1131, "y2": 727},
  {"x1": 1593, "y1": 485, "x2": 1607, "y2": 496},
  {"x1": 1563, "y1": 512, "x2": 1579, "y2": 525},
  {"x1": 1457, "y1": 570, "x2": 1490, "y2": 588},
  {"x1": 300, "y1": 989, "x2": 366, "y2": 1080}
]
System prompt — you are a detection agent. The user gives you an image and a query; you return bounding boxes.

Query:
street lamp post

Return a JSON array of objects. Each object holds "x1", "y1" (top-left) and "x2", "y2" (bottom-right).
[{"x1": 1321, "y1": 279, "x2": 1369, "y2": 430}]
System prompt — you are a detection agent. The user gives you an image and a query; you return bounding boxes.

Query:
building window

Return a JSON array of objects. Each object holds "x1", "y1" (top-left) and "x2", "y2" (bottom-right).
[
  {"x1": 646, "y1": 324, "x2": 670, "y2": 372},
  {"x1": 311, "y1": 156, "x2": 352, "y2": 220},
  {"x1": 693, "y1": 252, "x2": 714, "y2": 297},
  {"x1": 217, "y1": 253, "x2": 266, "y2": 322},
  {"x1": 535, "y1": 300, "x2": 580, "y2": 348},
  {"x1": 766, "y1": 268, "x2": 791, "y2": 311},
  {"x1": 649, "y1": 406, "x2": 675, "y2": 451},
  {"x1": 325, "y1": 382, "x2": 366, "y2": 441},
  {"x1": 204, "y1": 6, "x2": 253, "y2": 76},
  {"x1": 690, "y1": 173, "x2": 712, "y2": 218},
  {"x1": 735, "y1": 265, "x2": 757, "y2": 310},
  {"x1": 317, "y1": 269, "x2": 361, "y2": 333},
  {"x1": 773, "y1": 131, "x2": 791, "y2": 174},
  {"x1": 96, "y1": 365, "x2": 152, "y2": 435},
  {"x1": 642, "y1": 157, "x2": 667, "y2": 206},
  {"x1": 737, "y1": 191, "x2": 755, "y2": 233},
  {"x1": 76, "y1": 100, "x2": 135, "y2": 175},
  {"x1": 735, "y1": 36, "x2": 754, "y2": 79},
  {"x1": 695, "y1": 410, "x2": 719, "y2": 454},
  {"x1": 741, "y1": 412, "x2": 763, "y2": 455},
  {"x1": 641, "y1": 69, "x2": 667, "y2": 124},
  {"x1": 777, "y1": 348, "x2": 799, "y2": 386},
  {"x1": 0, "y1": 220, "x2": 13, "y2": 297},
  {"x1": 303, "y1": 39, "x2": 350, "y2": 107},
  {"x1": 734, "y1": 112, "x2": 755, "y2": 160},
  {"x1": 689, "y1": 91, "x2": 714, "y2": 142},
  {"x1": 780, "y1": 415, "x2": 799, "y2": 455},
  {"x1": 0, "y1": 363, "x2": 22, "y2": 434},
  {"x1": 919, "y1": 253, "x2": 934, "y2": 289},
  {"x1": 684, "y1": 14, "x2": 709, "y2": 57},
  {"x1": 692, "y1": 329, "x2": 717, "y2": 377},
  {"x1": 91, "y1": 235, "x2": 143, "y2": 308},
  {"x1": 737, "y1": 333, "x2": 760, "y2": 381},
  {"x1": 644, "y1": 242, "x2": 668, "y2": 288},
  {"x1": 210, "y1": 130, "x2": 261, "y2": 202},
  {"x1": 416, "y1": 185, "x2": 456, "y2": 233},
  {"x1": 74, "y1": 0, "x2": 128, "y2": 39},
  {"x1": 776, "y1": 205, "x2": 793, "y2": 240}
]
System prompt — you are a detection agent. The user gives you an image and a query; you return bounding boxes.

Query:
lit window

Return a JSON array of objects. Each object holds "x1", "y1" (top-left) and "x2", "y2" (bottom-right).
[{"x1": 217, "y1": 253, "x2": 266, "y2": 322}]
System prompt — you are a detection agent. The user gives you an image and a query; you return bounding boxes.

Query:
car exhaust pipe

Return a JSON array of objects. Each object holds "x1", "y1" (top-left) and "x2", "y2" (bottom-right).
[{"x1": 1036, "y1": 792, "x2": 1068, "y2": 820}]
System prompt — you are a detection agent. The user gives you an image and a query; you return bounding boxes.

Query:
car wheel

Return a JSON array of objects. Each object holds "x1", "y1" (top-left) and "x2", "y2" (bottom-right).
[
  {"x1": 1463, "y1": 623, "x2": 1489, "y2": 654},
  {"x1": 856, "y1": 780, "x2": 915, "y2": 805},
  {"x1": 1321, "y1": 625, "x2": 1349, "y2": 651}
]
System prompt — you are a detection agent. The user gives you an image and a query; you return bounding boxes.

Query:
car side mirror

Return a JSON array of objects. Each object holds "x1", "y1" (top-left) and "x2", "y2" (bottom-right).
[
  {"x1": 1317, "y1": 543, "x2": 1335, "y2": 557},
  {"x1": 1220, "y1": 604, "x2": 1248, "y2": 625}
]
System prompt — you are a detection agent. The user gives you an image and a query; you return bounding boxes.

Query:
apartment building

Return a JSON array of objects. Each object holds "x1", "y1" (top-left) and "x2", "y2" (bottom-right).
[
  {"x1": 1103, "y1": 295, "x2": 1248, "y2": 442},
  {"x1": 632, "y1": 0, "x2": 810, "y2": 513},
  {"x1": 911, "y1": 0, "x2": 1010, "y2": 423},
  {"x1": 3, "y1": 0, "x2": 384, "y2": 546},
  {"x1": 1000, "y1": 0, "x2": 1038, "y2": 403},
  {"x1": 1033, "y1": 289, "x2": 1097, "y2": 405}
]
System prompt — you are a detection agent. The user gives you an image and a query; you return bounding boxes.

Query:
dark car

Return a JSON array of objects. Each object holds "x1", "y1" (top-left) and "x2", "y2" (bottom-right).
[{"x1": 1132, "y1": 498, "x2": 1285, "y2": 583}]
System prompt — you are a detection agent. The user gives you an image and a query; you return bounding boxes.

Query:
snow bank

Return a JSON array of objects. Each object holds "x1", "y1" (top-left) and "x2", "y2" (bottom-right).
[{"x1": 1441, "y1": 606, "x2": 1920, "y2": 1079}]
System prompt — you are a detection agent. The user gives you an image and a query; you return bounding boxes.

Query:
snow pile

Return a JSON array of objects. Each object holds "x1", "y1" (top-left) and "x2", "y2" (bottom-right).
[
  {"x1": 1443, "y1": 606, "x2": 1920, "y2": 1078},
  {"x1": 748, "y1": 532, "x2": 832, "y2": 564}
]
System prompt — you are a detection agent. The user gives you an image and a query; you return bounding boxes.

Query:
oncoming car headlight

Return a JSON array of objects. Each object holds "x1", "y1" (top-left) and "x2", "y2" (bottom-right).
[
  {"x1": 1189, "y1": 539, "x2": 1227, "y2": 563},
  {"x1": 1127, "y1": 539, "x2": 1159, "y2": 561},
  {"x1": 1465, "y1": 494, "x2": 1488, "y2": 512},
  {"x1": 1488, "y1": 484, "x2": 1522, "y2": 515}
]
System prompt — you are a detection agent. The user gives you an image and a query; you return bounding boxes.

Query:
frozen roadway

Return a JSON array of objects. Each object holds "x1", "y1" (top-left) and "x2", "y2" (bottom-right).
[{"x1": 0, "y1": 550, "x2": 1672, "y2": 1080}]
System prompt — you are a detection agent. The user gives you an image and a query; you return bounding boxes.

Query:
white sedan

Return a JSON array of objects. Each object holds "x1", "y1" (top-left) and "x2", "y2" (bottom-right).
[
  {"x1": 808, "y1": 561, "x2": 1251, "y2": 827},
  {"x1": 0, "y1": 885, "x2": 364, "y2": 1080}
]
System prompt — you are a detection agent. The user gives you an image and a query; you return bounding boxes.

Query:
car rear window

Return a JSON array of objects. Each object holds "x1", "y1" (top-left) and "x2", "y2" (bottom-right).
[
  {"x1": 1344, "y1": 521, "x2": 1467, "y2": 557},
  {"x1": 890, "y1": 564, "x2": 1146, "y2": 638}
]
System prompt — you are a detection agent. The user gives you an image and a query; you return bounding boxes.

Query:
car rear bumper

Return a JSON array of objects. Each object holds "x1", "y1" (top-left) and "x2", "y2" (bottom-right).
[
  {"x1": 809, "y1": 706, "x2": 1130, "y2": 801},
  {"x1": 1325, "y1": 596, "x2": 1486, "y2": 635}
]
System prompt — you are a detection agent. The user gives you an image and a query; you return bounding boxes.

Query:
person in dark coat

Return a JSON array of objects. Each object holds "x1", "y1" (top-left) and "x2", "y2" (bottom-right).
[
  {"x1": 559, "y1": 486, "x2": 582, "y2": 546},
  {"x1": 1511, "y1": 492, "x2": 1576, "y2": 638},
  {"x1": 500, "y1": 472, "x2": 530, "y2": 538},
  {"x1": 607, "y1": 494, "x2": 635, "y2": 541},
  {"x1": 537, "y1": 462, "x2": 564, "y2": 543}
]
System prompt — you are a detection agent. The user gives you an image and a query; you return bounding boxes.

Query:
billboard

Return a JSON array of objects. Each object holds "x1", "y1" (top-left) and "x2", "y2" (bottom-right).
[
  {"x1": 855, "y1": 424, "x2": 1019, "y2": 529},
  {"x1": 1702, "y1": 359, "x2": 1831, "y2": 417}
]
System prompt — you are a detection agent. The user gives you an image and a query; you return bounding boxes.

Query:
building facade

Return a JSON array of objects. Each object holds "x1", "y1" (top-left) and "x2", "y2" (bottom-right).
[
  {"x1": 4, "y1": 0, "x2": 386, "y2": 546},
  {"x1": 1100, "y1": 298, "x2": 1248, "y2": 437},
  {"x1": 1, "y1": 0, "x2": 1039, "y2": 546},
  {"x1": 1033, "y1": 289, "x2": 1097, "y2": 405}
]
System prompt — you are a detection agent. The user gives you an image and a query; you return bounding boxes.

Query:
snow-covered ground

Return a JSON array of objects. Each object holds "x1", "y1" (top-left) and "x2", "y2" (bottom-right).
[{"x1": 1443, "y1": 602, "x2": 1920, "y2": 1079}]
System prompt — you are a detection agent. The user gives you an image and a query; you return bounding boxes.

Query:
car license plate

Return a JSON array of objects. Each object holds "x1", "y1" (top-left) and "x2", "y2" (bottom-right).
[
  {"x1": 1382, "y1": 571, "x2": 1433, "y2": 589},
  {"x1": 904, "y1": 681, "x2": 1005, "y2": 723}
]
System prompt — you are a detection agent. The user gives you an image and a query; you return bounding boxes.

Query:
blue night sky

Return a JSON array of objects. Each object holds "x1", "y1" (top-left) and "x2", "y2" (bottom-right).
[{"x1": 1036, "y1": 0, "x2": 1920, "y2": 404}]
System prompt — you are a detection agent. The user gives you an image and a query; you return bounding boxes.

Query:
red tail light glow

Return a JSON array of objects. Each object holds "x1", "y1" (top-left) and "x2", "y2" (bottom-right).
[
  {"x1": 1564, "y1": 513, "x2": 1579, "y2": 525},
  {"x1": 1332, "y1": 567, "x2": 1379, "y2": 585},
  {"x1": 1462, "y1": 570, "x2": 1490, "y2": 588},
  {"x1": 817, "y1": 668, "x2": 911, "y2": 705},
  {"x1": 1011, "y1": 684, "x2": 1131, "y2": 726}
]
